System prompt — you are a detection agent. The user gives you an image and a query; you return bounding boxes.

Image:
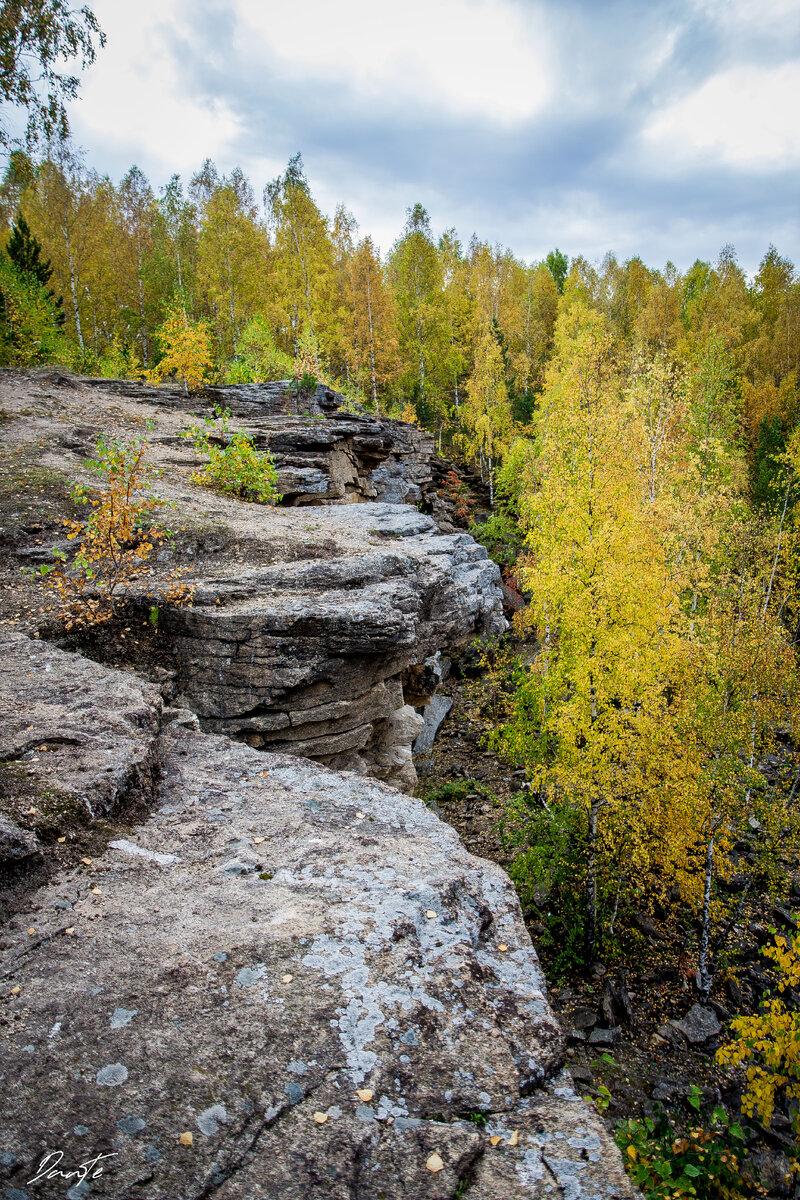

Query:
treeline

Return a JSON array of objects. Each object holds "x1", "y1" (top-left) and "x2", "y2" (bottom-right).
[{"x1": 3, "y1": 144, "x2": 797, "y2": 489}]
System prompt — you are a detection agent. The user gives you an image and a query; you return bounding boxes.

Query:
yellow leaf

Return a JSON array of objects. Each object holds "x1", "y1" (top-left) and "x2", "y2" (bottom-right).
[
  {"x1": 179, "y1": 1131, "x2": 193, "y2": 1147},
  {"x1": 26, "y1": 928, "x2": 35, "y2": 936},
  {"x1": 313, "y1": 1112, "x2": 328, "y2": 1124},
  {"x1": 81, "y1": 857, "x2": 92, "y2": 866},
  {"x1": 281, "y1": 974, "x2": 293, "y2": 983},
  {"x1": 91, "y1": 887, "x2": 102, "y2": 895},
  {"x1": 253, "y1": 837, "x2": 265, "y2": 844},
  {"x1": 356, "y1": 1089, "x2": 373, "y2": 1103},
  {"x1": 627, "y1": 1145, "x2": 638, "y2": 1160},
  {"x1": 425, "y1": 1152, "x2": 444, "y2": 1173},
  {"x1": 489, "y1": 1135, "x2": 503, "y2": 1146},
  {"x1": 65, "y1": 926, "x2": 75, "y2": 935},
  {"x1": 57, "y1": 837, "x2": 66, "y2": 843},
  {"x1": 10, "y1": 986, "x2": 21, "y2": 996},
  {"x1": 425, "y1": 910, "x2": 437, "y2": 919},
  {"x1": 508, "y1": 1129, "x2": 519, "y2": 1147},
  {"x1": 498, "y1": 944, "x2": 508, "y2": 952}
]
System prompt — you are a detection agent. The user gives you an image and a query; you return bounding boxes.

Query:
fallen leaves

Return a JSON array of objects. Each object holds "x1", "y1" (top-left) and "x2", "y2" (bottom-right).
[
  {"x1": 489, "y1": 1130, "x2": 520, "y2": 1148},
  {"x1": 81, "y1": 857, "x2": 92, "y2": 866},
  {"x1": 57, "y1": 836, "x2": 65, "y2": 843},
  {"x1": 10, "y1": 986, "x2": 21, "y2": 996},
  {"x1": 425, "y1": 910, "x2": 437, "y2": 919},
  {"x1": 26, "y1": 928, "x2": 35, "y2": 936},
  {"x1": 281, "y1": 974, "x2": 293, "y2": 984},
  {"x1": 356, "y1": 1088, "x2": 373, "y2": 1103},
  {"x1": 65, "y1": 926, "x2": 76, "y2": 935},
  {"x1": 313, "y1": 1112, "x2": 328, "y2": 1124},
  {"x1": 425, "y1": 1152, "x2": 444, "y2": 1174},
  {"x1": 179, "y1": 1131, "x2": 193, "y2": 1147},
  {"x1": 498, "y1": 943, "x2": 508, "y2": 952},
  {"x1": 91, "y1": 887, "x2": 102, "y2": 895},
  {"x1": 355, "y1": 812, "x2": 366, "y2": 819},
  {"x1": 253, "y1": 836, "x2": 265, "y2": 844}
]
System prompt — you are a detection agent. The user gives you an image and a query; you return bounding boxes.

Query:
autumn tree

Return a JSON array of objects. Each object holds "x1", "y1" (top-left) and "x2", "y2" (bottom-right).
[
  {"x1": 195, "y1": 164, "x2": 268, "y2": 358},
  {"x1": 458, "y1": 321, "x2": 513, "y2": 504},
  {"x1": 497, "y1": 299, "x2": 688, "y2": 961},
  {"x1": 349, "y1": 235, "x2": 396, "y2": 411},
  {"x1": 20, "y1": 146, "x2": 101, "y2": 357},
  {"x1": 0, "y1": 0, "x2": 104, "y2": 148},
  {"x1": 265, "y1": 154, "x2": 336, "y2": 356},
  {"x1": 149, "y1": 302, "x2": 212, "y2": 393},
  {"x1": 387, "y1": 203, "x2": 447, "y2": 425}
]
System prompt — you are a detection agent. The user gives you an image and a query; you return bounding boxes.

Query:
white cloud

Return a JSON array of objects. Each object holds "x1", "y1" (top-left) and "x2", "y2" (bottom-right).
[
  {"x1": 642, "y1": 61, "x2": 800, "y2": 169},
  {"x1": 692, "y1": 0, "x2": 800, "y2": 35},
  {"x1": 70, "y1": 0, "x2": 241, "y2": 178},
  {"x1": 233, "y1": 0, "x2": 553, "y2": 125}
]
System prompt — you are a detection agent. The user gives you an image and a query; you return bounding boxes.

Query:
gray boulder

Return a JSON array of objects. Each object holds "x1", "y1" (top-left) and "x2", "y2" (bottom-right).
[{"x1": 0, "y1": 636, "x2": 635, "y2": 1199}]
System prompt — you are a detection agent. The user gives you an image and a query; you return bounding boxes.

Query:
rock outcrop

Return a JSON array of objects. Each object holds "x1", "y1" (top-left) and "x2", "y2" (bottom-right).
[
  {"x1": 165, "y1": 504, "x2": 505, "y2": 793},
  {"x1": 0, "y1": 632, "x2": 635, "y2": 1200},
  {"x1": 47, "y1": 376, "x2": 505, "y2": 792}
]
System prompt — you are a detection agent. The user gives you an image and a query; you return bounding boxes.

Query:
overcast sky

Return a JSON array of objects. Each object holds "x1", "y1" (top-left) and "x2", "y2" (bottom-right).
[{"x1": 63, "y1": 0, "x2": 800, "y2": 273}]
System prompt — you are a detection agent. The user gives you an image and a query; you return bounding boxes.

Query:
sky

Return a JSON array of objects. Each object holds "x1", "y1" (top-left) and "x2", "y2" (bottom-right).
[{"x1": 58, "y1": 0, "x2": 800, "y2": 273}]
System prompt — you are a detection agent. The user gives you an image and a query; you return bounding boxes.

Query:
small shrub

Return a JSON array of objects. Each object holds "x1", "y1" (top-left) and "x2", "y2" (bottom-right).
[
  {"x1": 615, "y1": 1088, "x2": 757, "y2": 1200},
  {"x1": 439, "y1": 468, "x2": 475, "y2": 525},
  {"x1": 149, "y1": 303, "x2": 213, "y2": 394},
  {"x1": 224, "y1": 315, "x2": 293, "y2": 383},
  {"x1": 292, "y1": 327, "x2": 324, "y2": 390},
  {"x1": 717, "y1": 925, "x2": 800, "y2": 1138},
  {"x1": 93, "y1": 336, "x2": 141, "y2": 380},
  {"x1": 503, "y1": 792, "x2": 589, "y2": 978},
  {"x1": 186, "y1": 407, "x2": 282, "y2": 505},
  {"x1": 35, "y1": 434, "x2": 192, "y2": 629}
]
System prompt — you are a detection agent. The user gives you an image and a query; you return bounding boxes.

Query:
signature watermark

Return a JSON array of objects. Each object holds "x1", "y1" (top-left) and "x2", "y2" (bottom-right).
[{"x1": 27, "y1": 1149, "x2": 117, "y2": 1188}]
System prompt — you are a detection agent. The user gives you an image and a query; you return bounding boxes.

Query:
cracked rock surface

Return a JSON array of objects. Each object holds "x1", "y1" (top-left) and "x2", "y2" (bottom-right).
[
  {"x1": 0, "y1": 635, "x2": 635, "y2": 1199},
  {"x1": 166, "y1": 503, "x2": 505, "y2": 793}
]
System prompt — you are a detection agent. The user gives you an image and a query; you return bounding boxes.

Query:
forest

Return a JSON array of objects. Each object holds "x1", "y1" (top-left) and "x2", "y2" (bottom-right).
[{"x1": 1, "y1": 143, "x2": 799, "y2": 1183}]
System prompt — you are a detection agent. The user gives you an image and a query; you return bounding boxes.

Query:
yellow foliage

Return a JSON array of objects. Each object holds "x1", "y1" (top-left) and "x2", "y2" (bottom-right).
[
  {"x1": 149, "y1": 305, "x2": 213, "y2": 394},
  {"x1": 717, "y1": 931, "x2": 800, "y2": 1135},
  {"x1": 38, "y1": 435, "x2": 193, "y2": 628}
]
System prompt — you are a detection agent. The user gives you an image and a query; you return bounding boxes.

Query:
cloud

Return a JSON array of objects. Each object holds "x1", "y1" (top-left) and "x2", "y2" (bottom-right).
[
  {"x1": 70, "y1": 0, "x2": 242, "y2": 178},
  {"x1": 60, "y1": 0, "x2": 800, "y2": 273},
  {"x1": 234, "y1": 0, "x2": 554, "y2": 126},
  {"x1": 643, "y1": 60, "x2": 800, "y2": 170}
]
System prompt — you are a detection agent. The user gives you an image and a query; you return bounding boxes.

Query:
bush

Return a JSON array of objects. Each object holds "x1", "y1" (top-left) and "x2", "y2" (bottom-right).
[
  {"x1": 149, "y1": 303, "x2": 213, "y2": 394},
  {"x1": 717, "y1": 926, "x2": 800, "y2": 1138},
  {"x1": 615, "y1": 1088, "x2": 756, "y2": 1200},
  {"x1": 36, "y1": 434, "x2": 192, "y2": 628},
  {"x1": 503, "y1": 792, "x2": 589, "y2": 978},
  {"x1": 186, "y1": 407, "x2": 282, "y2": 505},
  {"x1": 0, "y1": 256, "x2": 70, "y2": 367},
  {"x1": 224, "y1": 315, "x2": 293, "y2": 383}
]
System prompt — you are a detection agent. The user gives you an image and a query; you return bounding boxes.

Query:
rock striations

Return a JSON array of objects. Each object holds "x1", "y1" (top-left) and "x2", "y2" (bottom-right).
[
  {"x1": 165, "y1": 503, "x2": 505, "y2": 794},
  {"x1": 0, "y1": 631, "x2": 635, "y2": 1200}
]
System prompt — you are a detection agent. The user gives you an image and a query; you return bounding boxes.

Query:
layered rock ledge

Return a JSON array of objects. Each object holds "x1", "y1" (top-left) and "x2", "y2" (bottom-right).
[
  {"x1": 0, "y1": 632, "x2": 634, "y2": 1200},
  {"x1": 164, "y1": 503, "x2": 505, "y2": 792},
  {"x1": 1, "y1": 372, "x2": 504, "y2": 793}
]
